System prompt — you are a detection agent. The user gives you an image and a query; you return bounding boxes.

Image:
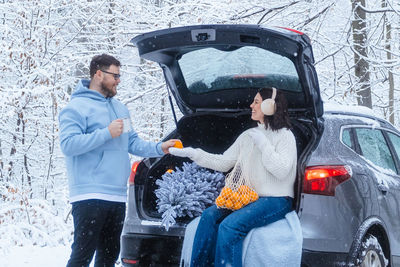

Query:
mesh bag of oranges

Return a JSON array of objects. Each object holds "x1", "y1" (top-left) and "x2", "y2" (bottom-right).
[{"x1": 215, "y1": 163, "x2": 259, "y2": 210}]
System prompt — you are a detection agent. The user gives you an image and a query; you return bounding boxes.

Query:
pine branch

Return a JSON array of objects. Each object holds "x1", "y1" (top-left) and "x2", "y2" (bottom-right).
[{"x1": 155, "y1": 162, "x2": 224, "y2": 230}]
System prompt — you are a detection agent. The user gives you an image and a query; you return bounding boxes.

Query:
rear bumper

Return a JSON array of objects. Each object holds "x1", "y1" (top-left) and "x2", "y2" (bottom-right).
[
  {"x1": 120, "y1": 232, "x2": 183, "y2": 266},
  {"x1": 120, "y1": 233, "x2": 349, "y2": 267},
  {"x1": 301, "y1": 249, "x2": 348, "y2": 267}
]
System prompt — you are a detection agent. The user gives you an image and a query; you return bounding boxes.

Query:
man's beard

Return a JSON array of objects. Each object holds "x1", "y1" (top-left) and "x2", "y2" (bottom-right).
[{"x1": 100, "y1": 82, "x2": 116, "y2": 98}]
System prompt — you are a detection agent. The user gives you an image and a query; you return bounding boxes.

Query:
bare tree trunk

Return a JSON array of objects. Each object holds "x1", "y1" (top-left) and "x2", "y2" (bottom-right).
[
  {"x1": 108, "y1": 0, "x2": 116, "y2": 52},
  {"x1": 44, "y1": 89, "x2": 57, "y2": 200},
  {"x1": 20, "y1": 111, "x2": 32, "y2": 188},
  {"x1": 382, "y1": 0, "x2": 394, "y2": 124},
  {"x1": 351, "y1": 0, "x2": 372, "y2": 108},
  {"x1": 0, "y1": 139, "x2": 3, "y2": 181},
  {"x1": 8, "y1": 117, "x2": 18, "y2": 182}
]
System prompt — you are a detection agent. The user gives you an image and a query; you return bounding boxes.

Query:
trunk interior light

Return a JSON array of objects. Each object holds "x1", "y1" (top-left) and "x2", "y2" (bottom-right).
[
  {"x1": 128, "y1": 161, "x2": 141, "y2": 185},
  {"x1": 303, "y1": 165, "x2": 352, "y2": 196}
]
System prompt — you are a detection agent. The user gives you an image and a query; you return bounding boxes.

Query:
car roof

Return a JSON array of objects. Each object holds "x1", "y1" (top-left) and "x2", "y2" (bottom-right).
[
  {"x1": 324, "y1": 102, "x2": 375, "y2": 116},
  {"x1": 323, "y1": 103, "x2": 396, "y2": 131}
]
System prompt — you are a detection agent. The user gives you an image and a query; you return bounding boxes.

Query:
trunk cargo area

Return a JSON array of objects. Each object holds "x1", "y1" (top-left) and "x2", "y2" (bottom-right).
[{"x1": 136, "y1": 112, "x2": 313, "y2": 221}]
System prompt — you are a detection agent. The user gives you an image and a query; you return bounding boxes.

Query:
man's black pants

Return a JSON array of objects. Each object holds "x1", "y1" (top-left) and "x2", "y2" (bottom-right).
[{"x1": 66, "y1": 199, "x2": 126, "y2": 267}]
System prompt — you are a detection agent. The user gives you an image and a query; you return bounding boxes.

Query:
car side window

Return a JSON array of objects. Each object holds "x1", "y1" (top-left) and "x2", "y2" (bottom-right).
[
  {"x1": 387, "y1": 132, "x2": 400, "y2": 162},
  {"x1": 341, "y1": 128, "x2": 353, "y2": 149},
  {"x1": 355, "y1": 128, "x2": 397, "y2": 173}
]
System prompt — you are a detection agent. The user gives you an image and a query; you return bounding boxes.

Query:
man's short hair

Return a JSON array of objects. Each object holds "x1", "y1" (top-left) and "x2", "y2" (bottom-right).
[{"x1": 90, "y1": 54, "x2": 121, "y2": 78}]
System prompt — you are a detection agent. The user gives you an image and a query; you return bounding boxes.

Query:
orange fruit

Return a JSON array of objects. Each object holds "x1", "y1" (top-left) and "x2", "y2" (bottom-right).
[
  {"x1": 238, "y1": 185, "x2": 250, "y2": 194},
  {"x1": 215, "y1": 196, "x2": 226, "y2": 207},
  {"x1": 220, "y1": 187, "x2": 233, "y2": 199},
  {"x1": 224, "y1": 199, "x2": 234, "y2": 209},
  {"x1": 174, "y1": 140, "x2": 183, "y2": 149},
  {"x1": 233, "y1": 201, "x2": 243, "y2": 210},
  {"x1": 165, "y1": 169, "x2": 173, "y2": 173},
  {"x1": 249, "y1": 190, "x2": 259, "y2": 202},
  {"x1": 230, "y1": 191, "x2": 240, "y2": 202},
  {"x1": 239, "y1": 194, "x2": 251, "y2": 205}
]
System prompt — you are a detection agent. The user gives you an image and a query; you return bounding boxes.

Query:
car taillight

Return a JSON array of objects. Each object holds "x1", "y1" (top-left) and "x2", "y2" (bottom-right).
[
  {"x1": 303, "y1": 165, "x2": 352, "y2": 196},
  {"x1": 277, "y1": 26, "x2": 304, "y2": 35},
  {"x1": 122, "y1": 258, "x2": 139, "y2": 264},
  {"x1": 128, "y1": 161, "x2": 141, "y2": 185}
]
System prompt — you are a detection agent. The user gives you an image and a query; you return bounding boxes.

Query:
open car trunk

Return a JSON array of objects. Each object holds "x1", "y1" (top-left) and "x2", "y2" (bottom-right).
[
  {"x1": 131, "y1": 24, "x2": 324, "y2": 123},
  {"x1": 130, "y1": 25, "x2": 323, "y2": 223},
  {"x1": 134, "y1": 112, "x2": 315, "y2": 222}
]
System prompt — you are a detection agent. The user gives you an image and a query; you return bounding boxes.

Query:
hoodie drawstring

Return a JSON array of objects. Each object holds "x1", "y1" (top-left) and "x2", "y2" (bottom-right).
[{"x1": 108, "y1": 99, "x2": 119, "y2": 121}]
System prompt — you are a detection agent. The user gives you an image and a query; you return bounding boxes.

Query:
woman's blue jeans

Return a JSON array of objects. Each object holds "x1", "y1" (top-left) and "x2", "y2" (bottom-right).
[{"x1": 190, "y1": 196, "x2": 292, "y2": 267}]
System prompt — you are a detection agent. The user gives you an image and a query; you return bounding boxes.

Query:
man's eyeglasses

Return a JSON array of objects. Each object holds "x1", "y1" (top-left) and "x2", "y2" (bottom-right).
[{"x1": 100, "y1": 69, "x2": 121, "y2": 80}]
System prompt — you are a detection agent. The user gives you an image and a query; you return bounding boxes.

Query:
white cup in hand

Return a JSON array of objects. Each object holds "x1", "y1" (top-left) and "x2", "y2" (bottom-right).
[{"x1": 122, "y1": 118, "x2": 132, "y2": 133}]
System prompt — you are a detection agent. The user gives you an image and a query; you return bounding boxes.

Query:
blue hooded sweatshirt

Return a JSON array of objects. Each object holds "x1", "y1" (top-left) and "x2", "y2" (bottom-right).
[{"x1": 59, "y1": 80, "x2": 164, "y2": 202}]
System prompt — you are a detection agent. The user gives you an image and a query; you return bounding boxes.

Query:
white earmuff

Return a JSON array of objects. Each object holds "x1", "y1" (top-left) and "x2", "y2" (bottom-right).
[{"x1": 261, "y1": 87, "x2": 277, "y2": 116}]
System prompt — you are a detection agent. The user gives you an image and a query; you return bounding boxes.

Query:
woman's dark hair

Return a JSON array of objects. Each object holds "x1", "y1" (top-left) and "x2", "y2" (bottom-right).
[
  {"x1": 258, "y1": 87, "x2": 291, "y2": 131},
  {"x1": 89, "y1": 54, "x2": 121, "y2": 78}
]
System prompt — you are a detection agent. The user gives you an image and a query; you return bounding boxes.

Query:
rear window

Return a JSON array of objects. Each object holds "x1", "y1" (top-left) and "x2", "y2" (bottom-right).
[{"x1": 178, "y1": 46, "x2": 301, "y2": 94}]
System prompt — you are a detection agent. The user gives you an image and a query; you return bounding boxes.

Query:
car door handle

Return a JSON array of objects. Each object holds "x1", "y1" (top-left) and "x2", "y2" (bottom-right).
[{"x1": 377, "y1": 184, "x2": 388, "y2": 194}]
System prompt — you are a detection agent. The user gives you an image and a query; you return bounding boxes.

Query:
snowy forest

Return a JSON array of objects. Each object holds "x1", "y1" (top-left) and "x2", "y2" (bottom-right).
[{"x1": 0, "y1": 0, "x2": 400, "y2": 252}]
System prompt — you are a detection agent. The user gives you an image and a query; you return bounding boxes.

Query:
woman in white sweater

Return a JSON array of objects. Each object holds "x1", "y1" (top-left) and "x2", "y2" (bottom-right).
[{"x1": 169, "y1": 87, "x2": 297, "y2": 267}]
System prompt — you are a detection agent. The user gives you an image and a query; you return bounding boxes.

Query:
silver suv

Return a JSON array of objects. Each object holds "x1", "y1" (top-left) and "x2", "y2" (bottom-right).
[{"x1": 121, "y1": 25, "x2": 400, "y2": 267}]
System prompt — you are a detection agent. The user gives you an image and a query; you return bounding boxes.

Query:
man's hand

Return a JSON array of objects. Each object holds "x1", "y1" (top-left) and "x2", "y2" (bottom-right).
[
  {"x1": 161, "y1": 139, "x2": 181, "y2": 154},
  {"x1": 108, "y1": 119, "x2": 123, "y2": 138}
]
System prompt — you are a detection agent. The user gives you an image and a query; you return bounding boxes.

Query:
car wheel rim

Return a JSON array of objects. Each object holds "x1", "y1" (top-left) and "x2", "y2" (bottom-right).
[{"x1": 360, "y1": 250, "x2": 382, "y2": 267}]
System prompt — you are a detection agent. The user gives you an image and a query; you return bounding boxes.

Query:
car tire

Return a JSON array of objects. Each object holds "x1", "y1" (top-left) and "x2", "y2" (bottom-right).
[{"x1": 355, "y1": 234, "x2": 388, "y2": 267}]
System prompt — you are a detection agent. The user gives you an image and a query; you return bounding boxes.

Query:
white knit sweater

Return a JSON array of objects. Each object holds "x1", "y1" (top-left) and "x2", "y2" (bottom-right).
[{"x1": 191, "y1": 124, "x2": 297, "y2": 198}]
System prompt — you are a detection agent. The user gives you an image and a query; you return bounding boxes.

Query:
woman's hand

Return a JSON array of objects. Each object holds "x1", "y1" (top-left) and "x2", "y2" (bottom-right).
[
  {"x1": 169, "y1": 147, "x2": 198, "y2": 159},
  {"x1": 248, "y1": 128, "x2": 268, "y2": 151}
]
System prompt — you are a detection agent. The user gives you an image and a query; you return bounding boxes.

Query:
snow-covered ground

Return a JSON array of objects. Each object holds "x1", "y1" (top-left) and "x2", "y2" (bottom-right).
[
  {"x1": 1, "y1": 246, "x2": 122, "y2": 267},
  {"x1": 1, "y1": 246, "x2": 71, "y2": 267}
]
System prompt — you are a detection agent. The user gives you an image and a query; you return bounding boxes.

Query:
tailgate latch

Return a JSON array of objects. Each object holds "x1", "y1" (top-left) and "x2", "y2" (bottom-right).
[{"x1": 191, "y1": 29, "x2": 216, "y2": 42}]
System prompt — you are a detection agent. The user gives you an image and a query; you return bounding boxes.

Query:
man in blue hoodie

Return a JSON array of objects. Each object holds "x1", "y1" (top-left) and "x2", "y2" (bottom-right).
[{"x1": 59, "y1": 54, "x2": 178, "y2": 267}]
